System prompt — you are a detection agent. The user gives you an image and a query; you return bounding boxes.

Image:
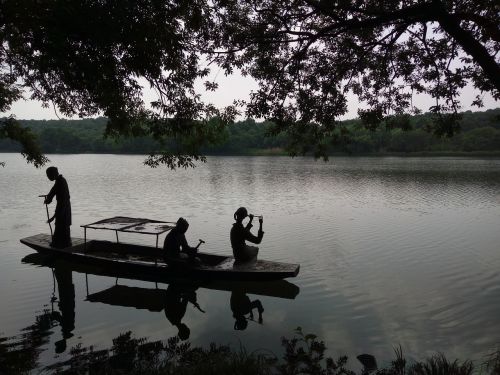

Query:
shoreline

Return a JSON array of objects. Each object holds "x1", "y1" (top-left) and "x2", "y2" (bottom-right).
[{"x1": 2, "y1": 150, "x2": 500, "y2": 157}]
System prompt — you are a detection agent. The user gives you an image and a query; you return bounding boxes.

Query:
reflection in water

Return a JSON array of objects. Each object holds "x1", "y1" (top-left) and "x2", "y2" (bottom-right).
[
  {"x1": 164, "y1": 284, "x2": 203, "y2": 340},
  {"x1": 22, "y1": 253, "x2": 299, "y2": 346},
  {"x1": 52, "y1": 267, "x2": 75, "y2": 353},
  {"x1": 0, "y1": 309, "x2": 54, "y2": 373},
  {"x1": 2, "y1": 252, "x2": 297, "y2": 371},
  {"x1": 86, "y1": 283, "x2": 207, "y2": 341},
  {"x1": 0, "y1": 265, "x2": 76, "y2": 372},
  {"x1": 231, "y1": 288, "x2": 264, "y2": 330}
]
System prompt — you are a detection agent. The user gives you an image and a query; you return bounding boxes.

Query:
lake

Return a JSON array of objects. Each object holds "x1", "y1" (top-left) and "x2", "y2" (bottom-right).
[{"x1": 1, "y1": 153, "x2": 499, "y2": 370}]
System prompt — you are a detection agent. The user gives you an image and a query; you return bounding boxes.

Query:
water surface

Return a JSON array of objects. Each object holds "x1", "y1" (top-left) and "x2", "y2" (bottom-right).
[{"x1": 1, "y1": 154, "x2": 499, "y2": 369}]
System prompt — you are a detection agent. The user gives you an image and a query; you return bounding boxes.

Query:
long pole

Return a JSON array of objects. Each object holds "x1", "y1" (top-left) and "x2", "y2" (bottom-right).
[{"x1": 39, "y1": 195, "x2": 53, "y2": 239}]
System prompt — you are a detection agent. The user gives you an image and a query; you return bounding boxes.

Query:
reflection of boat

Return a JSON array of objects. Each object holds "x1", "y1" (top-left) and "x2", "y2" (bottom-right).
[
  {"x1": 86, "y1": 285, "x2": 186, "y2": 311},
  {"x1": 22, "y1": 252, "x2": 300, "y2": 300},
  {"x1": 20, "y1": 234, "x2": 300, "y2": 281},
  {"x1": 23, "y1": 252, "x2": 299, "y2": 342}
]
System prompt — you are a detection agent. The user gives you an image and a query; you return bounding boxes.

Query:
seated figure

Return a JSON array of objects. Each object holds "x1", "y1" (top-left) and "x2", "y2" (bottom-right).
[
  {"x1": 230, "y1": 207, "x2": 264, "y2": 263},
  {"x1": 163, "y1": 217, "x2": 198, "y2": 261}
]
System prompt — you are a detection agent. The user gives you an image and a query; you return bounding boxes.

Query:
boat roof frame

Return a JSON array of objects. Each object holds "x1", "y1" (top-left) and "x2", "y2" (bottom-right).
[
  {"x1": 81, "y1": 216, "x2": 176, "y2": 250},
  {"x1": 81, "y1": 216, "x2": 176, "y2": 235}
]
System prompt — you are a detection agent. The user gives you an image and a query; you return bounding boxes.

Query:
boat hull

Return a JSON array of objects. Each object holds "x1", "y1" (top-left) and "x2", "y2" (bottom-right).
[{"x1": 20, "y1": 234, "x2": 300, "y2": 281}]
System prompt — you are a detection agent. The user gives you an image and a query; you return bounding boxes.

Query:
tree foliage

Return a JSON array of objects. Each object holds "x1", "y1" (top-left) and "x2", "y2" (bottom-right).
[
  {"x1": 1, "y1": 0, "x2": 499, "y2": 166},
  {"x1": 0, "y1": 116, "x2": 48, "y2": 166},
  {"x1": 207, "y1": 0, "x2": 499, "y2": 156},
  {"x1": 1, "y1": 109, "x2": 498, "y2": 157},
  {"x1": 0, "y1": 0, "x2": 237, "y2": 167}
]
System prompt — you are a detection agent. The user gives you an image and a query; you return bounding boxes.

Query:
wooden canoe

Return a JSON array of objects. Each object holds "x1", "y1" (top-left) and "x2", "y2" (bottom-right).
[{"x1": 20, "y1": 234, "x2": 300, "y2": 281}]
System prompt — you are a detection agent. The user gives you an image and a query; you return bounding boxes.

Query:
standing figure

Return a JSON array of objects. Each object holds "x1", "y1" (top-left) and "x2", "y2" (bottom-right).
[
  {"x1": 163, "y1": 217, "x2": 198, "y2": 261},
  {"x1": 44, "y1": 167, "x2": 72, "y2": 248},
  {"x1": 230, "y1": 207, "x2": 264, "y2": 263}
]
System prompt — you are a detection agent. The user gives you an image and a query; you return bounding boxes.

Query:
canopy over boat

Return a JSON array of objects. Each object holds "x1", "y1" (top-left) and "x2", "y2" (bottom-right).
[
  {"x1": 81, "y1": 216, "x2": 176, "y2": 247},
  {"x1": 82, "y1": 216, "x2": 175, "y2": 235}
]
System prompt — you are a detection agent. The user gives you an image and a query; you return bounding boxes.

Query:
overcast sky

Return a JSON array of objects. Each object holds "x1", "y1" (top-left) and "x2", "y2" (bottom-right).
[{"x1": 2, "y1": 70, "x2": 498, "y2": 121}]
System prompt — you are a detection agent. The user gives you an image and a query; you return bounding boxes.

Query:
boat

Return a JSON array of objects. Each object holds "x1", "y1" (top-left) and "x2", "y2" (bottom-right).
[{"x1": 20, "y1": 233, "x2": 300, "y2": 281}]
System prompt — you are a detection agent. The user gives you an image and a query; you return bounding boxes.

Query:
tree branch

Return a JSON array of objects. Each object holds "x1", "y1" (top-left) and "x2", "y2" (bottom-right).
[{"x1": 435, "y1": 4, "x2": 500, "y2": 94}]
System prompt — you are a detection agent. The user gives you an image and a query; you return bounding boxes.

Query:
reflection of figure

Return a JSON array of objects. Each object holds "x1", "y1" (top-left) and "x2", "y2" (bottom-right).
[
  {"x1": 230, "y1": 289, "x2": 264, "y2": 331},
  {"x1": 230, "y1": 207, "x2": 264, "y2": 263},
  {"x1": 51, "y1": 267, "x2": 75, "y2": 353},
  {"x1": 163, "y1": 218, "x2": 198, "y2": 261},
  {"x1": 44, "y1": 166, "x2": 72, "y2": 248},
  {"x1": 164, "y1": 284, "x2": 204, "y2": 340}
]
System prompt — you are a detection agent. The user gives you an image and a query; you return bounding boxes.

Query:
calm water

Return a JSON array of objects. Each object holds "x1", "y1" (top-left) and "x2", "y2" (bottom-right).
[{"x1": 1, "y1": 154, "x2": 499, "y2": 369}]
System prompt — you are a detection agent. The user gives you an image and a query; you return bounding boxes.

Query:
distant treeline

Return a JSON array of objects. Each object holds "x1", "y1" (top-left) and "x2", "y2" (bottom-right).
[{"x1": 1, "y1": 109, "x2": 499, "y2": 155}]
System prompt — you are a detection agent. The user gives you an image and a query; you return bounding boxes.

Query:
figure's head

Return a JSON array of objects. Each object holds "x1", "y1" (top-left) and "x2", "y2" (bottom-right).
[
  {"x1": 233, "y1": 316, "x2": 248, "y2": 331},
  {"x1": 233, "y1": 207, "x2": 248, "y2": 222},
  {"x1": 177, "y1": 323, "x2": 190, "y2": 340},
  {"x1": 46, "y1": 166, "x2": 59, "y2": 181},
  {"x1": 176, "y1": 217, "x2": 189, "y2": 234}
]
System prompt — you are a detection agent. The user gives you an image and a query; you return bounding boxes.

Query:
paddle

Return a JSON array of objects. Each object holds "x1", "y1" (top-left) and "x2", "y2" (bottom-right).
[
  {"x1": 38, "y1": 195, "x2": 53, "y2": 239},
  {"x1": 195, "y1": 239, "x2": 205, "y2": 249}
]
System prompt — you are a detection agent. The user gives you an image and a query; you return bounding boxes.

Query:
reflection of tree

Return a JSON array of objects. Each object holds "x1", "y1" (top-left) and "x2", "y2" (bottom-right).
[
  {"x1": 0, "y1": 309, "x2": 55, "y2": 374},
  {"x1": 0, "y1": 266, "x2": 76, "y2": 373}
]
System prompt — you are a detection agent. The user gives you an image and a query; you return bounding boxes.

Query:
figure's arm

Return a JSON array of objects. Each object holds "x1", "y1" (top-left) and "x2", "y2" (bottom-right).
[
  {"x1": 44, "y1": 181, "x2": 57, "y2": 204},
  {"x1": 179, "y1": 234, "x2": 196, "y2": 252},
  {"x1": 246, "y1": 216, "x2": 264, "y2": 244},
  {"x1": 244, "y1": 228, "x2": 264, "y2": 244},
  {"x1": 245, "y1": 214, "x2": 254, "y2": 230}
]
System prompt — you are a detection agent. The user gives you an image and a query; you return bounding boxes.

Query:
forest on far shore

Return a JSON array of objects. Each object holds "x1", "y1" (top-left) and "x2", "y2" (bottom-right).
[{"x1": 1, "y1": 109, "x2": 499, "y2": 156}]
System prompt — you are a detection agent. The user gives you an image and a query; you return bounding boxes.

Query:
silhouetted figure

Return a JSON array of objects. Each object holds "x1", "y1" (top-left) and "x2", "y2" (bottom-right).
[
  {"x1": 164, "y1": 284, "x2": 203, "y2": 340},
  {"x1": 230, "y1": 289, "x2": 264, "y2": 330},
  {"x1": 44, "y1": 166, "x2": 72, "y2": 248},
  {"x1": 163, "y1": 218, "x2": 198, "y2": 262},
  {"x1": 51, "y1": 267, "x2": 75, "y2": 353},
  {"x1": 230, "y1": 207, "x2": 264, "y2": 263}
]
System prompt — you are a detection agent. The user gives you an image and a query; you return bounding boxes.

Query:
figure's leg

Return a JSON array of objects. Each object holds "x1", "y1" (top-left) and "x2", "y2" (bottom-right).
[
  {"x1": 62, "y1": 225, "x2": 71, "y2": 247},
  {"x1": 52, "y1": 223, "x2": 62, "y2": 247},
  {"x1": 244, "y1": 245, "x2": 259, "y2": 261},
  {"x1": 52, "y1": 222, "x2": 71, "y2": 248},
  {"x1": 185, "y1": 248, "x2": 200, "y2": 263}
]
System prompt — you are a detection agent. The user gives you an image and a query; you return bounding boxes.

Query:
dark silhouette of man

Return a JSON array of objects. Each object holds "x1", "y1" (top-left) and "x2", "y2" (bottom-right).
[
  {"x1": 163, "y1": 217, "x2": 198, "y2": 261},
  {"x1": 44, "y1": 167, "x2": 72, "y2": 248},
  {"x1": 230, "y1": 207, "x2": 264, "y2": 263}
]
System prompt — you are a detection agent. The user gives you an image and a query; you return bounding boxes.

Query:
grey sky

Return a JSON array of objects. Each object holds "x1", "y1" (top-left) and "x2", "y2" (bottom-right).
[{"x1": 2, "y1": 70, "x2": 498, "y2": 120}]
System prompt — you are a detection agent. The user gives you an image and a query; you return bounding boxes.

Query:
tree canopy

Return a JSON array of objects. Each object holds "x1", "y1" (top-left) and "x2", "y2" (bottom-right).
[{"x1": 1, "y1": 0, "x2": 498, "y2": 167}]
